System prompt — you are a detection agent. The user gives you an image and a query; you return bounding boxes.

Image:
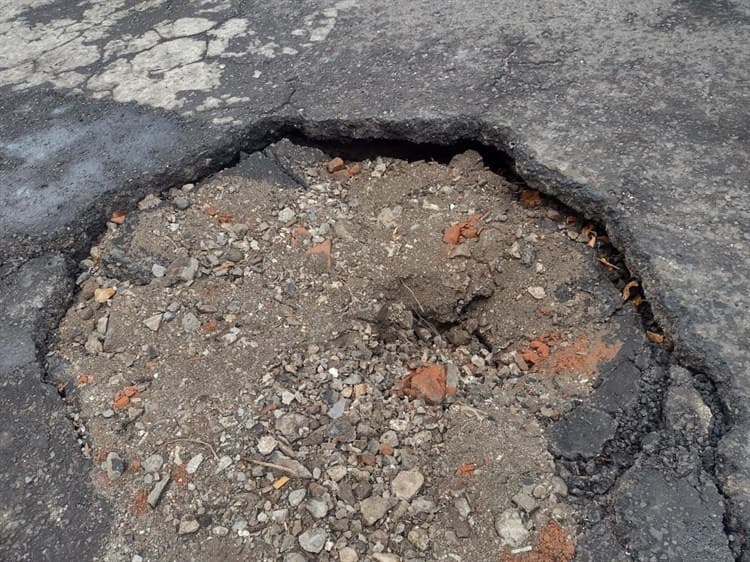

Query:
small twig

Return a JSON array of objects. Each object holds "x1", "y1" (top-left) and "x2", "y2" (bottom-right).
[
  {"x1": 451, "y1": 404, "x2": 486, "y2": 422},
  {"x1": 400, "y1": 279, "x2": 424, "y2": 312},
  {"x1": 163, "y1": 235, "x2": 181, "y2": 250},
  {"x1": 343, "y1": 282, "x2": 360, "y2": 304},
  {"x1": 412, "y1": 308, "x2": 441, "y2": 339},
  {"x1": 160, "y1": 438, "x2": 219, "y2": 460},
  {"x1": 276, "y1": 441, "x2": 298, "y2": 459},
  {"x1": 243, "y1": 458, "x2": 299, "y2": 477}
]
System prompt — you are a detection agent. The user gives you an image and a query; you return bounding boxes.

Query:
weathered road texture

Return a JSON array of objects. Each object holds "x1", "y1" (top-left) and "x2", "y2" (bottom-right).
[{"x1": 1, "y1": 1, "x2": 748, "y2": 560}]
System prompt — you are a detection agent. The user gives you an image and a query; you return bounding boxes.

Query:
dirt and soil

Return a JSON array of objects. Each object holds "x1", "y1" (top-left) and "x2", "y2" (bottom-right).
[{"x1": 51, "y1": 144, "x2": 650, "y2": 561}]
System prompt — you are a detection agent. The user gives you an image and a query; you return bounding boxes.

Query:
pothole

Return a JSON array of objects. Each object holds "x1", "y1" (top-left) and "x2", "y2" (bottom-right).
[{"x1": 50, "y1": 140, "x2": 668, "y2": 561}]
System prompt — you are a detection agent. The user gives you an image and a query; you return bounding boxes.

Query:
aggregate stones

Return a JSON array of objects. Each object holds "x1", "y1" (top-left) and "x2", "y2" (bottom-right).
[{"x1": 52, "y1": 146, "x2": 671, "y2": 560}]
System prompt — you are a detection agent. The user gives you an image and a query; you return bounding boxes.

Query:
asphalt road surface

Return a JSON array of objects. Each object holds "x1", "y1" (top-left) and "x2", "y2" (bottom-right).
[{"x1": 1, "y1": 1, "x2": 748, "y2": 560}]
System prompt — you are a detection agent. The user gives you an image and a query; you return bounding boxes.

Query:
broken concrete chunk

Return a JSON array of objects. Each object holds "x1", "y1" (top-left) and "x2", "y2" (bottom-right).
[
  {"x1": 391, "y1": 469, "x2": 424, "y2": 500},
  {"x1": 360, "y1": 496, "x2": 392, "y2": 526},
  {"x1": 144, "y1": 313, "x2": 162, "y2": 332},
  {"x1": 147, "y1": 474, "x2": 171, "y2": 508},
  {"x1": 178, "y1": 257, "x2": 200, "y2": 283},
  {"x1": 181, "y1": 312, "x2": 201, "y2": 332},
  {"x1": 494, "y1": 508, "x2": 529, "y2": 547}
]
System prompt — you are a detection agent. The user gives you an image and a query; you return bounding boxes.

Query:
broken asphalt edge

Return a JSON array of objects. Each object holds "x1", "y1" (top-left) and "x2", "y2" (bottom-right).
[{"x1": 1, "y1": 110, "x2": 741, "y2": 559}]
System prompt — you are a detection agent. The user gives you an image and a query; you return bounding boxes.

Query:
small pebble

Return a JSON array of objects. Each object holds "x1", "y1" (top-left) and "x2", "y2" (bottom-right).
[
  {"x1": 186, "y1": 453, "x2": 204, "y2": 475},
  {"x1": 103, "y1": 452, "x2": 124, "y2": 481},
  {"x1": 257, "y1": 435, "x2": 277, "y2": 455},
  {"x1": 147, "y1": 475, "x2": 170, "y2": 508},
  {"x1": 298, "y1": 528, "x2": 327, "y2": 553},
  {"x1": 527, "y1": 286, "x2": 546, "y2": 300},
  {"x1": 178, "y1": 519, "x2": 200, "y2": 535},
  {"x1": 142, "y1": 454, "x2": 164, "y2": 474}
]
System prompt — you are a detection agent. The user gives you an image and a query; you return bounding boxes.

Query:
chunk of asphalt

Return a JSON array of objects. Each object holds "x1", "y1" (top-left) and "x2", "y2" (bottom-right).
[
  {"x1": 590, "y1": 359, "x2": 642, "y2": 414},
  {"x1": 0, "y1": 256, "x2": 109, "y2": 562},
  {"x1": 232, "y1": 150, "x2": 301, "y2": 188},
  {"x1": 0, "y1": 326, "x2": 36, "y2": 372},
  {"x1": 550, "y1": 405, "x2": 617, "y2": 459},
  {"x1": 575, "y1": 522, "x2": 632, "y2": 562},
  {"x1": 613, "y1": 467, "x2": 732, "y2": 561}
]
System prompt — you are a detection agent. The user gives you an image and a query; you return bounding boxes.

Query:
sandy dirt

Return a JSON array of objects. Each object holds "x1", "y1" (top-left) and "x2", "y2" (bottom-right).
[{"x1": 52, "y1": 145, "x2": 643, "y2": 562}]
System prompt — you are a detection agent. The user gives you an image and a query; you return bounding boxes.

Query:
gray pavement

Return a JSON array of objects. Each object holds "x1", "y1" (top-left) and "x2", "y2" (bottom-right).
[{"x1": 1, "y1": 0, "x2": 748, "y2": 560}]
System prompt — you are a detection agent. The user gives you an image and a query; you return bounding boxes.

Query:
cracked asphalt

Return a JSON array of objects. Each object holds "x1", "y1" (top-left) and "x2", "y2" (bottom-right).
[{"x1": 0, "y1": 1, "x2": 748, "y2": 560}]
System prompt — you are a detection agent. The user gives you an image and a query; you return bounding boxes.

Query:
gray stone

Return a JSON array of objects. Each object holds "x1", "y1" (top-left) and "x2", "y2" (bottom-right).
[
  {"x1": 85, "y1": 333, "x2": 103, "y2": 355},
  {"x1": 377, "y1": 206, "x2": 401, "y2": 229},
  {"x1": 103, "y1": 452, "x2": 124, "y2": 481},
  {"x1": 223, "y1": 248, "x2": 243, "y2": 262},
  {"x1": 147, "y1": 475, "x2": 170, "y2": 508},
  {"x1": 143, "y1": 313, "x2": 162, "y2": 331},
  {"x1": 305, "y1": 498, "x2": 329, "y2": 519},
  {"x1": 186, "y1": 453, "x2": 204, "y2": 474},
  {"x1": 213, "y1": 526, "x2": 229, "y2": 537},
  {"x1": 142, "y1": 454, "x2": 164, "y2": 474},
  {"x1": 512, "y1": 492, "x2": 538, "y2": 514},
  {"x1": 327, "y1": 465, "x2": 347, "y2": 482},
  {"x1": 527, "y1": 286, "x2": 545, "y2": 300},
  {"x1": 664, "y1": 366, "x2": 713, "y2": 445},
  {"x1": 391, "y1": 469, "x2": 424, "y2": 500},
  {"x1": 257, "y1": 435, "x2": 277, "y2": 455},
  {"x1": 549, "y1": 476, "x2": 568, "y2": 497},
  {"x1": 298, "y1": 528, "x2": 327, "y2": 553},
  {"x1": 454, "y1": 496, "x2": 471, "y2": 518},
  {"x1": 342, "y1": 374, "x2": 362, "y2": 385},
  {"x1": 178, "y1": 258, "x2": 200, "y2": 283},
  {"x1": 410, "y1": 497, "x2": 437, "y2": 514},
  {"x1": 178, "y1": 519, "x2": 200, "y2": 535},
  {"x1": 327, "y1": 398, "x2": 348, "y2": 419},
  {"x1": 372, "y1": 555, "x2": 400, "y2": 562},
  {"x1": 360, "y1": 496, "x2": 392, "y2": 526},
  {"x1": 408, "y1": 527, "x2": 430, "y2": 551},
  {"x1": 445, "y1": 363, "x2": 460, "y2": 391},
  {"x1": 278, "y1": 207, "x2": 296, "y2": 223},
  {"x1": 215, "y1": 455, "x2": 233, "y2": 473},
  {"x1": 339, "y1": 546, "x2": 359, "y2": 562},
  {"x1": 288, "y1": 489, "x2": 306, "y2": 507},
  {"x1": 138, "y1": 194, "x2": 161, "y2": 210},
  {"x1": 494, "y1": 509, "x2": 529, "y2": 547},
  {"x1": 173, "y1": 196, "x2": 190, "y2": 210},
  {"x1": 151, "y1": 264, "x2": 167, "y2": 278},
  {"x1": 181, "y1": 312, "x2": 201, "y2": 332},
  {"x1": 275, "y1": 413, "x2": 309, "y2": 442}
]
